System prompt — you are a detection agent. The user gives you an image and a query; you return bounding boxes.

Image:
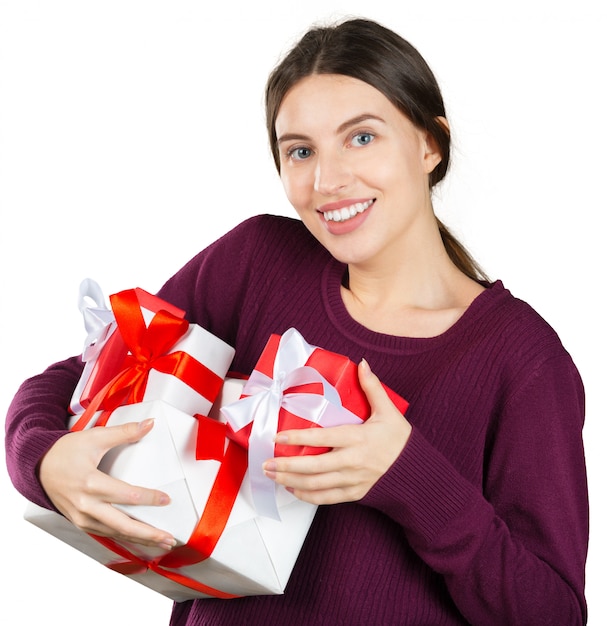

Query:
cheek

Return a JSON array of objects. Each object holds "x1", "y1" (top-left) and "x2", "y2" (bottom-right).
[
  {"x1": 386, "y1": 144, "x2": 430, "y2": 188},
  {"x1": 280, "y1": 170, "x2": 310, "y2": 209},
  {"x1": 279, "y1": 175, "x2": 296, "y2": 207}
]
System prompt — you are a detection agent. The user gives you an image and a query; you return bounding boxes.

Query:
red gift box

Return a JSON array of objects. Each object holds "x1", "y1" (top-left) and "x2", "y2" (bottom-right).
[{"x1": 222, "y1": 328, "x2": 409, "y2": 519}]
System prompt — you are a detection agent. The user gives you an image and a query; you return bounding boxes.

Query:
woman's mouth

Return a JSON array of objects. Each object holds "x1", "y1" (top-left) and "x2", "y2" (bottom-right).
[{"x1": 322, "y1": 199, "x2": 375, "y2": 223}]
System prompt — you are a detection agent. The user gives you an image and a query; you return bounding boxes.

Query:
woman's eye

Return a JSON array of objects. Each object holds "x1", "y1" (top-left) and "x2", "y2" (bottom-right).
[
  {"x1": 351, "y1": 132, "x2": 375, "y2": 147},
  {"x1": 288, "y1": 146, "x2": 313, "y2": 161}
]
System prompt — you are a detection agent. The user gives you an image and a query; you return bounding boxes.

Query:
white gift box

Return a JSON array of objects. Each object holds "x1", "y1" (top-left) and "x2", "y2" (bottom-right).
[
  {"x1": 25, "y1": 379, "x2": 318, "y2": 602},
  {"x1": 129, "y1": 322, "x2": 237, "y2": 418},
  {"x1": 69, "y1": 281, "x2": 236, "y2": 423},
  {"x1": 70, "y1": 322, "x2": 236, "y2": 430}
]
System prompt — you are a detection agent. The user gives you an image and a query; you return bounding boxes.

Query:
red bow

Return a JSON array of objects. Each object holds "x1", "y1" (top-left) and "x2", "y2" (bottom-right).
[{"x1": 71, "y1": 288, "x2": 223, "y2": 430}]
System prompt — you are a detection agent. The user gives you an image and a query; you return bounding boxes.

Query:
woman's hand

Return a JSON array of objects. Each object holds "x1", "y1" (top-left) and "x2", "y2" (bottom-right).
[
  {"x1": 262, "y1": 359, "x2": 412, "y2": 504},
  {"x1": 39, "y1": 419, "x2": 176, "y2": 550}
]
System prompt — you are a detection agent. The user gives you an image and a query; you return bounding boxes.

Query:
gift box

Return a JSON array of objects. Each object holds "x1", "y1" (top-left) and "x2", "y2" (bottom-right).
[
  {"x1": 25, "y1": 378, "x2": 318, "y2": 602},
  {"x1": 69, "y1": 281, "x2": 236, "y2": 429},
  {"x1": 69, "y1": 279, "x2": 186, "y2": 415},
  {"x1": 221, "y1": 328, "x2": 409, "y2": 520},
  {"x1": 25, "y1": 326, "x2": 409, "y2": 602}
]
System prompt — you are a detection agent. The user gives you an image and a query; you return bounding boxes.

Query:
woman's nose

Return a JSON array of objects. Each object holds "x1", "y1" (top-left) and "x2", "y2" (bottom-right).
[{"x1": 314, "y1": 152, "x2": 352, "y2": 196}]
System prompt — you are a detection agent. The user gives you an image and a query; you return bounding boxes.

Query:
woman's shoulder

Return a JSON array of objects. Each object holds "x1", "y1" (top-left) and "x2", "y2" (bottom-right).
[
  {"x1": 233, "y1": 213, "x2": 318, "y2": 245},
  {"x1": 157, "y1": 214, "x2": 328, "y2": 316},
  {"x1": 221, "y1": 213, "x2": 329, "y2": 265},
  {"x1": 167, "y1": 214, "x2": 322, "y2": 279},
  {"x1": 227, "y1": 213, "x2": 309, "y2": 237},
  {"x1": 482, "y1": 281, "x2": 560, "y2": 336},
  {"x1": 473, "y1": 280, "x2": 577, "y2": 371}
]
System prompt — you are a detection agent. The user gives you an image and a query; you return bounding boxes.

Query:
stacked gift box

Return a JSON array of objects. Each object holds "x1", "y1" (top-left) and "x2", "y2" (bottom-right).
[{"x1": 25, "y1": 280, "x2": 408, "y2": 602}]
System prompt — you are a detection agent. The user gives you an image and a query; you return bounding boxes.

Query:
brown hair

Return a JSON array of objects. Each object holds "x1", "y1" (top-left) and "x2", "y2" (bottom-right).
[{"x1": 265, "y1": 18, "x2": 488, "y2": 282}]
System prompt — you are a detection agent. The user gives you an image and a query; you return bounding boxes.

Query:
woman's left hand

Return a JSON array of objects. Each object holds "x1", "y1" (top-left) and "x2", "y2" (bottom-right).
[{"x1": 262, "y1": 359, "x2": 412, "y2": 505}]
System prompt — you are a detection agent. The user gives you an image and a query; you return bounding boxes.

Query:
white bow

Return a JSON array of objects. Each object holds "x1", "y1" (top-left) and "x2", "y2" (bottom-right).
[
  {"x1": 78, "y1": 278, "x2": 116, "y2": 361},
  {"x1": 221, "y1": 328, "x2": 362, "y2": 519},
  {"x1": 69, "y1": 279, "x2": 117, "y2": 415}
]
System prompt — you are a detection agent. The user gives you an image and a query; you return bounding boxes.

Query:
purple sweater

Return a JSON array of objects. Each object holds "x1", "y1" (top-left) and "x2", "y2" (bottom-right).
[{"x1": 6, "y1": 215, "x2": 588, "y2": 625}]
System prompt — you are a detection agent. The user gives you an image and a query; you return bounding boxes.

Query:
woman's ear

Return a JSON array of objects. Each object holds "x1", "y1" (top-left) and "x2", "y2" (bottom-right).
[
  {"x1": 436, "y1": 116, "x2": 450, "y2": 134},
  {"x1": 422, "y1": 116, "x2": 449, "y2": 174}
]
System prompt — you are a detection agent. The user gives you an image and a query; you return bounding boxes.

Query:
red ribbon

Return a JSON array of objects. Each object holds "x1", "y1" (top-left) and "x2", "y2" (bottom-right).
[
  {"x1": 159, "y1": 434, "x2": 248, "y2": 569},
  {"x1": 95, "y1": 534, "x2": 241, "y2": 600},
  {"x1": 71, "y1": 289, "x2": 223, "y2": 431},
  {"x1": 90, "y1": 416, "x2": 248, "y2": 598},
  {"x1": 69, "y1": 289, "x2": 249, "y2": 597}
]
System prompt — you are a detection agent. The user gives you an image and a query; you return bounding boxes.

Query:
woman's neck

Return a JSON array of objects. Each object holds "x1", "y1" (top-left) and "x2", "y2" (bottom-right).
[{"x1": 341, "y1": 233, "x2": 485, "y2": 338}]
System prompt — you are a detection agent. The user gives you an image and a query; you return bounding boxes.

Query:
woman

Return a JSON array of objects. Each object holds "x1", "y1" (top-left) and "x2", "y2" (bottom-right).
[{"x1": 5, "y1": 18, "x2": 588, "y2": 625}]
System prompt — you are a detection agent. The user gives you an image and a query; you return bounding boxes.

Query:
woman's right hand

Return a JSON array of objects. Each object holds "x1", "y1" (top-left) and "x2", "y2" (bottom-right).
[{"x1": 39, "y1": 419, "x2": 176, "y2": 551}]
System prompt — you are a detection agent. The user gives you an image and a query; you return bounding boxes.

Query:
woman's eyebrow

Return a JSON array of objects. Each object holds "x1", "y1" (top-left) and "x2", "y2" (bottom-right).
[
  {"x1": 277, "y1": 132, "x2": 310, "y2": 144},
  {"x1": 336, "y1": 113, "x2": 386, "y2": 134},
  {"x1": 277, "y1": 113, "x2": 386, "y2": 145}
]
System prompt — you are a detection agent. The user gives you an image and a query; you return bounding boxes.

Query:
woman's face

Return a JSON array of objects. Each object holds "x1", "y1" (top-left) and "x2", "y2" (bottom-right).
[{"x1": 274, "y1": 74, "x2": 442, "y2": 270}]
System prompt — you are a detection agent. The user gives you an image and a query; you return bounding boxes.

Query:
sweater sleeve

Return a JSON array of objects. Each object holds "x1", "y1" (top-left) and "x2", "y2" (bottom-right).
[
  {"x1": 362, "y1": 351, "x2": 588, "y2": 625},
  {"x1": 5, "y1": 356, "x2": 84, "y2": 509}
]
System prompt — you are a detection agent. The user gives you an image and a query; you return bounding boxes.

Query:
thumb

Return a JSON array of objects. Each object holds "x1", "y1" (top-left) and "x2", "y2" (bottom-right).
[{"x1": 358, "y1": 359, "x2": 393, "y2": 415}]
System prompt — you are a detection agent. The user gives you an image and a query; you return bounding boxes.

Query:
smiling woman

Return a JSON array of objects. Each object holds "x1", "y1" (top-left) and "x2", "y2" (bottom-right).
[
  {"x1": 5, "y1": 16, "x2": 589, "y2": 626},
  {"x1": 266, "y1": 18, "x2": 488, "y2": 285},
  {"x1": 274, "y1": 75, "x2": 446, "y2": 270}
]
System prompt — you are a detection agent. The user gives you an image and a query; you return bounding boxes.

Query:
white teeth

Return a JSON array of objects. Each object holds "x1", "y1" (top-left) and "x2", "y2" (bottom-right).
[{"x1": 323, "y1": 200, "x2": 374, "y2": 222}]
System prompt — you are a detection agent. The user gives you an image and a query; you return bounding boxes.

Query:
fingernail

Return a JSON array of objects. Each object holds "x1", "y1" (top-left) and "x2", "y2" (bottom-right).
[
  {"x1": 159, "y1": 493, "x2": 171, "y2": 506},
  {"x1": 263, "y1": 460, "x2": 277, "y2": 472},
  {"x1": 263, "y1": 461, "x2": 277, "y2": 480},
  {"x1": 160, "y1": 537, "x2": 177, "y2": 551},
  {"x1": 274, "y1": 432, "x2": 288, "y2": 444},
  {"x1": 360, "y1": 358, "x2": 372, "y2": 376},
  {"x1": 139, "y1": 418, "x2": 154, "y2": 431}
]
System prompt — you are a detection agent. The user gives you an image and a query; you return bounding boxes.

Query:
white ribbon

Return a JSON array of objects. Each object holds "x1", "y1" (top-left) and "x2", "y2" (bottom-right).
[
  {"x1": 221, "y1": 328, "x2": 362, "y2": 520},
  {"x1": 69, "y1": 279, "x2": 117, "y2": 414},
  {"x1": 78, "y1": 278, "x2": 116, "y2": 361}
]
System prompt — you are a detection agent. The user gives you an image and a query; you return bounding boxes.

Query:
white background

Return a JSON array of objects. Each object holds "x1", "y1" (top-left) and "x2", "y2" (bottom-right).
[{"x1": 1, "y1": 1, "x2": 604, "y2": 623}]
